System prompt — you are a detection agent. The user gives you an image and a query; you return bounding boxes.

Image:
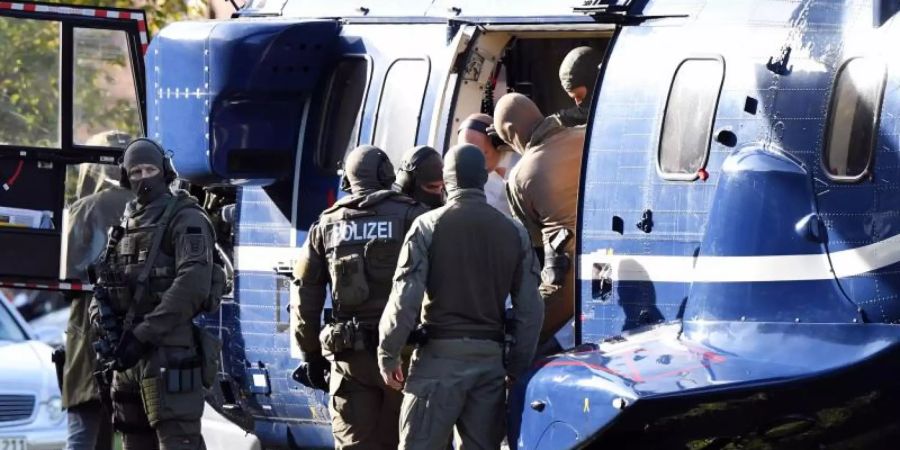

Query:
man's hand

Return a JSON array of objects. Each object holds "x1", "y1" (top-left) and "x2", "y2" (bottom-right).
[
  {"x1": 112, "y1": 330, "x2": 153, "y2": 371},
  {"x1": 292, "y1": 355, "x2": 330, "y2": 392},
  {"x1": 381, "y1": 366, "x2": 405, "y2": 391}
]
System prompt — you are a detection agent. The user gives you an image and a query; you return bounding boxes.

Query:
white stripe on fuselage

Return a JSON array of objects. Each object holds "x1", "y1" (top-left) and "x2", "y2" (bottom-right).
[
  {"x1": 580, "y1": 232, "x2": 900, "y2": 283},
  {"x1": 235, "y1": 245, "x2": 300, "y2": 273},
  {"x1": 234, "y1": 232, "x2": 900, "y2": 283}
]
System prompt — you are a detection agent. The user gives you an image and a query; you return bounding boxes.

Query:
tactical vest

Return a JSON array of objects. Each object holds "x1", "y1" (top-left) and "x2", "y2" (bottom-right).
[
  {"x1": 318, "y1": 191, "x2": 422, "y2": 322},
  {"x1": 103, "y1": 192, "x2": 217, "y2": 321}
]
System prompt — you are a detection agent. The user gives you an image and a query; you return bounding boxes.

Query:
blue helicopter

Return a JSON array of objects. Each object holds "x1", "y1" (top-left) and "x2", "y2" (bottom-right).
[{"x1": 2, "y1": 0, "x2": 900, "y2": 448}]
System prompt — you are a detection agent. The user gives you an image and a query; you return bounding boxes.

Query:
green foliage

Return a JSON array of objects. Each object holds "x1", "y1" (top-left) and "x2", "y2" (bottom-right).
[
  {"x1": 0, "y1": 0, "x2": 208, "y2": 148},
  {"x1": 0, "y1": 17, "x2": 61, "y2": 146}
]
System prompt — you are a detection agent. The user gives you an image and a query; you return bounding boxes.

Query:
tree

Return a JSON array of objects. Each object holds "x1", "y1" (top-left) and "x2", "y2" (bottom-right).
[{"x1": 0, "y1": 0, "x2": 210, "y2": 148}]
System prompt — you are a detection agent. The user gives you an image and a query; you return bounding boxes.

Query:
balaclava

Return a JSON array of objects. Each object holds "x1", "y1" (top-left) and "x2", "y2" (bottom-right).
[
  {"x1": 122, "y1": 139, "x2": 169, "y2": 205},
  {"x1": 558, "y1": 46, "x2": 603, "y2": 100},
  {"x1": 342, "y1": 145, "x2": 395, "y2": 196},
  {"x1": 443, "y1": 144, "x2": 488, "y2": 193},
  {"x1": 394, "y1": 146, "x2": 444, "y2": 208},
  {"x1": 494, "y1": 93, "x2": 544, "y2": 155}
]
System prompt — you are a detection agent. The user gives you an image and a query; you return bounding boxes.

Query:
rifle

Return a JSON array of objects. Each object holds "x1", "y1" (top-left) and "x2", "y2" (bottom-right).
[{"x1": 89, "y1": 225, "x2": 125, "y2": 407}]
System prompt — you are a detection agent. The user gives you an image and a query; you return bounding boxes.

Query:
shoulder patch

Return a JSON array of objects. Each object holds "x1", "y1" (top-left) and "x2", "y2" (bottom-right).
[{"x1": 184, "y1": 234, "x2": 207, "y2": 259}]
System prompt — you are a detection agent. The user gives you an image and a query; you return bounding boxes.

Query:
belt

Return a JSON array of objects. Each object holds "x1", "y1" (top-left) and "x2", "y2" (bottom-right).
[{"x1": 426, "y1": 328, "x2": 505, "y2": 343}]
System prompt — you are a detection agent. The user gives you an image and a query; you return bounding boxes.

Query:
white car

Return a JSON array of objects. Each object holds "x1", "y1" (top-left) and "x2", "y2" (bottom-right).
[{"x1": 0, "y1": 295, "x2": 67, "y2": 450}]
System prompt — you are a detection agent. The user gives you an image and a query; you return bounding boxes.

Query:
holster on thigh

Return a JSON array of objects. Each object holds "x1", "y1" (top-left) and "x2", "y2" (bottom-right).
[{"x1": 140, "y1": 347, "x2": 205, "y2": 428}]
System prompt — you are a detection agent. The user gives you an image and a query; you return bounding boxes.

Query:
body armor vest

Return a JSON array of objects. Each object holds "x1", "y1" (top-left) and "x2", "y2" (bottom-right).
[
  {"x1": 103, "y1": 193, "x2": 203, "y2": 319},
  {"x1": 318, "y1": 191, "x2": 421, "y2": 322}
]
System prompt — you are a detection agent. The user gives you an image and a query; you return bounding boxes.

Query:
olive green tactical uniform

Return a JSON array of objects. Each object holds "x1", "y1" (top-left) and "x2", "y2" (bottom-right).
[
  {"x1": 100, "y1": 191, "x2": 215, "y2": 450},
  {"x1": 64, "y1": 186, "x2": 134, "y2": 409},
  {"x1": 379, "y1": 145, "x2": 544, "y2": 450},
  {"x1": 294, "y1": 189, "x2": 428, "y2": 449},
  {"x1": 64, "y1": 180, "x2": 133, "y2": 450}
]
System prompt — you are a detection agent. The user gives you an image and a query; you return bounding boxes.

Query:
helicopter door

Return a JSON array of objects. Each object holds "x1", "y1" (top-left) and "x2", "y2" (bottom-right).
[
  {"x1": 816, "y1": 55, "x2": 897, "y2": 323},
  {"x1": 0, "y1": 1, "x2": 148, "y2": 290}
]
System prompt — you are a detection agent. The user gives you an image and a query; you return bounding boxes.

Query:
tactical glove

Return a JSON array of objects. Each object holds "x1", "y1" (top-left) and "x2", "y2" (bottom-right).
[
  {"x1": 291, "y1": 355, "x2": 330, "y2": 392},
  {"x1": 112, "y1": 330, "x2": 154, "y2": 371}
]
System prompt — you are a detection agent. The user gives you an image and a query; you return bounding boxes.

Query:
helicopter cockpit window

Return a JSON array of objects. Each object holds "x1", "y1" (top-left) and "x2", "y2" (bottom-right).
[
  {"x1": 823, "y1": 58, "x2": 886, "y2": 182},
  {"x1": 657, "y1": 57, "x2": 725, "y2": 181},
  {"x1": 317, "y1": 57, "x2": 370, "y2": 174},
  {"x1": 373, "y1": 58, "x2": 430, "y2": 165}
]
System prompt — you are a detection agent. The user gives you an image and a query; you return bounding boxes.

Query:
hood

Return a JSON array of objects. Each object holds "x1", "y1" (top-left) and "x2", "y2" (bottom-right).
[
  {"x1": 0, "y1": 340, "x2": 54, "y2": 394},
  {"x1": 494, "y1": 93, "x2": 544, "y2": 155}
]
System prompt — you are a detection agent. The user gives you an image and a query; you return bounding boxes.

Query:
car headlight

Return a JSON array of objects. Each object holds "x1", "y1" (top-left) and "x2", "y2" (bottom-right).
[{"x1": 42, "y1": 396, "x2": 65, "y2": 424}]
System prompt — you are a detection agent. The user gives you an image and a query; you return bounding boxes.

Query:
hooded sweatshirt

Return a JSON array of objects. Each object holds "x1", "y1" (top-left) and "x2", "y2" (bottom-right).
[{"x1": 494, "y1": 93, "x2": 585, "y2": 342}]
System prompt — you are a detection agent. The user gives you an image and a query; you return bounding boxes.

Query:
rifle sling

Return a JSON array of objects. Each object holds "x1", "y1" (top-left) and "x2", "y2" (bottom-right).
[{"x1": 123, "y1": 196, "x2": 187, "y2": 332}]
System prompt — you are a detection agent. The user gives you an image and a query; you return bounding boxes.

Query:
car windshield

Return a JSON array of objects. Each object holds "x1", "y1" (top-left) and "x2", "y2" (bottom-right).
[{"x1": 0, "y1": 302, "x2": 28, "y2": 342}]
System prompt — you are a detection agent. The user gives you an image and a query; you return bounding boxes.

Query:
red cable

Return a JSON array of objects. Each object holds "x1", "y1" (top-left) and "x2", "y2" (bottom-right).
[{"x1": 6, "y1": 160, "x2": 24, "y2": 186}]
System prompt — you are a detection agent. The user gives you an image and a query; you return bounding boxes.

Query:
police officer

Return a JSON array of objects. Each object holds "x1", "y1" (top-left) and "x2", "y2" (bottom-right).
[
  {"x1": 64, "y1": 160, "x2": 133, "y2": 450},
  {"x1": 556, "y1": 46, "x2": 603, "y2": 127},
  {"x1": 378, "y1": 144, "x2": 543, "y2": 450},
  {"x1": 393, "y1": 145, "x2": 445, "y2": 209},
  {"x1": 90, "y1": 138, "x2": 216, "y2": 450},
  {"x1": 292, "y1": 145, "x2": 429, "y2": 449}
]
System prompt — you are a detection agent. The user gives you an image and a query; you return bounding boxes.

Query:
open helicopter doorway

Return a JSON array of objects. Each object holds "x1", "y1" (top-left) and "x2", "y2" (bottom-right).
[
  {"x1": 440, "y1": 27, "x2": 613, "y2": 150},
  {"x1": 436, "y1": 25, "x2": 614, "y2": 350}
]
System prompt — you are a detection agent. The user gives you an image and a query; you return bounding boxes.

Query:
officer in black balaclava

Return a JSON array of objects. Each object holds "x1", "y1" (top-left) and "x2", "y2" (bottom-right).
[
  {"x1": 378, "y1": 144, "x2": 543, "y2": 449},
  {"x1": 121, "y1": 139, "x2": 173, "y2": 205},
  {"x1": 392, "y1": 145, "x2": 445, "y2": 209},
  {"x1": 556, "y1": 46, "x2": 604, "y2": 127},
  {"x1": 292, "y1": 145, "x2": 429, "y2": 449},
  {"x1": 91, "y1": 138, "x2": 216, "y2": 449}
]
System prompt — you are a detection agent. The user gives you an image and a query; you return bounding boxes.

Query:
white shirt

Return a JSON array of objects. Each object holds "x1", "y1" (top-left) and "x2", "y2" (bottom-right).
[
  {"x1": 485, "y1": 150, "x2": 520, "y2": 218},
  {"x1": 484, "y1": 172, "x2": 510, "y2": 217}
]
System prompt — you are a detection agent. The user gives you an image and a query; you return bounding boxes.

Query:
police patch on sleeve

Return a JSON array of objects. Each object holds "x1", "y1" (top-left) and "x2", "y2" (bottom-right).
[{"x1": 181, "y1": 234, "x2": 209, "y2": 264}]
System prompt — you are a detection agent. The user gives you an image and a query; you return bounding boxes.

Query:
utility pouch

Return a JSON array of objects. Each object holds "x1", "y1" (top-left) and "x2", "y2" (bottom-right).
[
  {"x1": 354, "y1": 321, "x2": 376, "y2": 351},
  {"x1": 143, "y1": 349, "x2": 204, "y2": 425},
  {"x1": 192, "y1": 324, "x2": 222, "y2": 389},
  {"x1": 364, "y1": 238, "x2": 402, "y2": 281},
  {"x1": 163, "y1": 364, "x2": 201, "y2": 394},
  {"x1": 139, "y1": 377, "x2": 162, "y2": 426},
  {"x1": 328, "y1": 253, "x2": 369, "y2": 307},
  {"x1": 319, "y1": 322, "x2": 353, "y2": 357}
]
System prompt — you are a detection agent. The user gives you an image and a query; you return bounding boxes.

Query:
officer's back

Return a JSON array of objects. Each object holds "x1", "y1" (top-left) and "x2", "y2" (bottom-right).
[
  {"x1": 292, "y1": 145, "x2": 428, "y2": 450},
  {"x1": 424, "y1": 177, "x2": 522, "y2": 341},
  {"x1": 378, "y1": 144, "x2": 543, "y2": 450}
]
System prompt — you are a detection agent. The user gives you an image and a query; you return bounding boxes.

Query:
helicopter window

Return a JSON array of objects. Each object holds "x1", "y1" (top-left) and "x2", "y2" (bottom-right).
[
  {"x1": 73, "y1": 28, "x2": 142, "y2": 147},
  {"x1": 823, "y1": 58, "x2": 886, "y2": 182},
  {"x1": 657, "y1": 57, "x2": 725, "y2": 181},
  {"x1": 316, "y1": 57, "x2": 370, "y2": 173},
  {"x1": 373, "y1": 58, "x2": 430, "y2": 165}
]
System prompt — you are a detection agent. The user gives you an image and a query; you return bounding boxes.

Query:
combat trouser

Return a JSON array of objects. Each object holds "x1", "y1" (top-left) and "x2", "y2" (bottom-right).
[
  {"x1": 329, "y1": 349, "x2": 403, "y2": 450},
  {"x1": 111, "y1": 346, "x2": 205, "y2": 450},
  {"x1": 399, "y1": 339, "x2": 506, "y2": 450}
]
